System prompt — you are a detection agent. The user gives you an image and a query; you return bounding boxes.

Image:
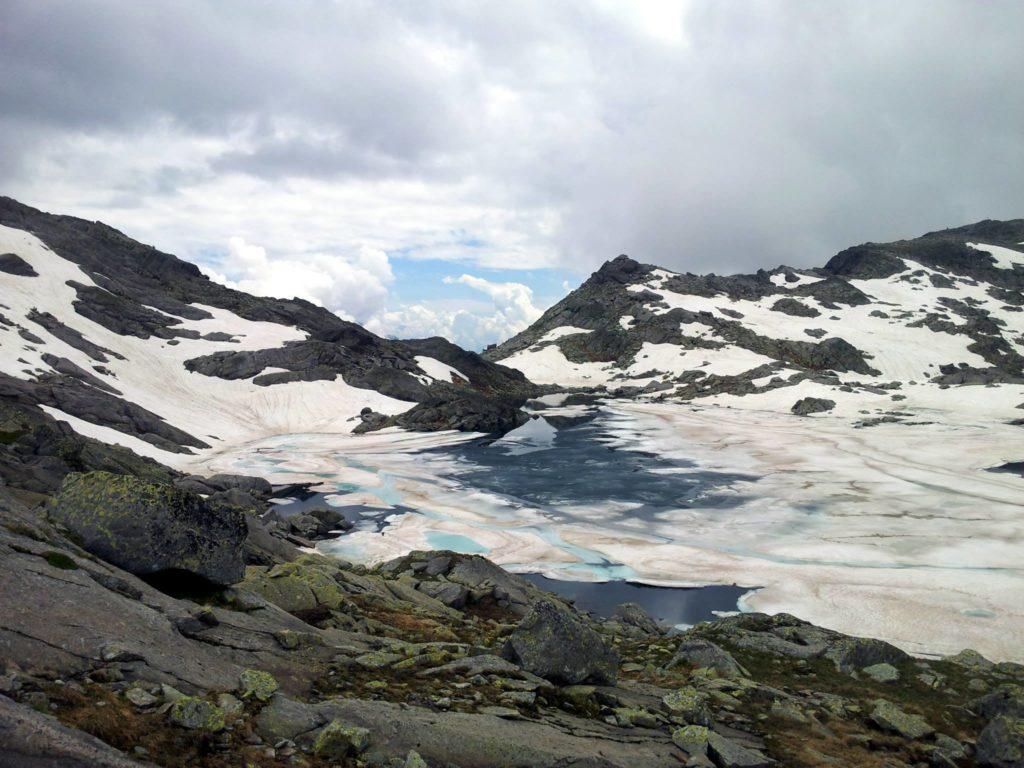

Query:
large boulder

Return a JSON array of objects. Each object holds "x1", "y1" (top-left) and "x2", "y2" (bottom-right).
[
  {"x1": 503, "y1": 601, "x2": 618, "y2": 685},
  {"x1": 48, "y1": 471, "x2": 247, "y2": 585},
  {"x1": 669, "y1": 638, "x2": 748, "y2": 677},
  {"x1": 976, "y1": 717, "x2": 1024, "y2": 768}
]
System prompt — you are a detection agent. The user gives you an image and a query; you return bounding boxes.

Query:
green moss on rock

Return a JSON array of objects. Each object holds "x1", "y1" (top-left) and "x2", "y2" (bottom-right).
[{"x1": 168, "y1": 696, "x2": 226, "y2": 731}]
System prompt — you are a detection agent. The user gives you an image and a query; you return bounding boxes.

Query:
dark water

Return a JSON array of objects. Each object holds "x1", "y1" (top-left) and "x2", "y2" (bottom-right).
[
  {"x1": 270, "y1": 414, "x2": 761, "y2": 622},
  {"x1": 432, "y1": 416, "x2": 758, "y2": 531},
  {"x1": 522, "y1": 573, "x2": 751, "y2": 626}
]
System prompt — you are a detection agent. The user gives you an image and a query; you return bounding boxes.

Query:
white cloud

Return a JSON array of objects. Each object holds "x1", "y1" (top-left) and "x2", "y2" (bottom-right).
[
  {"x1": 367, "y1": 274, "x2": 544, "y2": 350},
  {"x1": 4, "y1": 0, "x2": 1024, "y2": 344},
  {"x1": 204, "y1": 236, "x2": 393, "y2": 323}
]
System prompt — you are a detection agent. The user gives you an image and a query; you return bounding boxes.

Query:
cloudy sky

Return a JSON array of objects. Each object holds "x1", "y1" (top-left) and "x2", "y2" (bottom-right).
[{"x1": 2, "y1": 1, "x2": 1022, "y2": 349}]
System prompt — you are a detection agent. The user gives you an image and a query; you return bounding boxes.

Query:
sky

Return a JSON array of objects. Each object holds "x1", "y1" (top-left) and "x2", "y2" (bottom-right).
[{"x1": 1, "y1": 1, "x2": 1022, "y2": 350}]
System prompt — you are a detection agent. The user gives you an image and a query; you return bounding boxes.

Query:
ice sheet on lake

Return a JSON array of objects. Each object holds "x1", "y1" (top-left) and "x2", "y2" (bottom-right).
[{"x1": 192, "y1": 401, "x2": 1024, "y2": 663}]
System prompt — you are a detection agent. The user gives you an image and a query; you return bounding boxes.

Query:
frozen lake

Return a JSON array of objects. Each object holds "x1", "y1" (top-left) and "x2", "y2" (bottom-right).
[{"x1": 196, "y1": 400, "x2": 1024, "y2": 662}]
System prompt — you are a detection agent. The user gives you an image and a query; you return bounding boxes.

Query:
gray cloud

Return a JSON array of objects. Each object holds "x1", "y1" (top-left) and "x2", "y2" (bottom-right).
[{"x1": 1, "y1": 0, "x2": 1022, "y2": 285}]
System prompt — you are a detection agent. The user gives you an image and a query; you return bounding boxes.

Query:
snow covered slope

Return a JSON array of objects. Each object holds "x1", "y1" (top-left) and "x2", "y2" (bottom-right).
[
  {"x1": 0, "y1": 197, "x2": 534, "y2": 469},
  {"x1": 488, "y1": 220, "x2": 1024, "y2": 424}
]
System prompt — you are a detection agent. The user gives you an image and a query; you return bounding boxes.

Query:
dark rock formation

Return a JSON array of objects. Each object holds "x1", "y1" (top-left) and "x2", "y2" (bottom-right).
[
  {"x1": 0, "y1": 252, "x2": 37, "y2": 277},
  {"x1": 791, "y1": 396, "x2": 836, "y2": 415},
  {"x1": 48, "y1": 471, "x2": 247, "y2": 585},
  {"x1": 503, "y1": 600, "x2": 619, "y2": 685}
]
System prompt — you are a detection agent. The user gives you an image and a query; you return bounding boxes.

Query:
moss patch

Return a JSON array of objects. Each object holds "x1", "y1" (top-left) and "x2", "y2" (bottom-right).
[{"x1": 42, "y1": 550, "x2": 79, "y2": 570}]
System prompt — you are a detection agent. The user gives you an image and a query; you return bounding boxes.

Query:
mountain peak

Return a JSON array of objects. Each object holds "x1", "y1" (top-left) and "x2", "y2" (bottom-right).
[{"x1": 592, "y1": 254, "x2": 652, "y2": 284}]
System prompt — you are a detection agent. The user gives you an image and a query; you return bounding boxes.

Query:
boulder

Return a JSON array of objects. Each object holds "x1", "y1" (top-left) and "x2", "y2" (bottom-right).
[
  {"x1": 313, "y1": 720, "x2": 371, "y2": 759},
  {"x1": 862, "y1": 662, "x2": 900, "y2": 683},
  {"x1": 791, "y1": 397, "x2": 836, "y2": 416},
  {"x1": 974, "y1": 686, "x2": 1024, "y2": 720},
  {"x1": 672, "y1": 724, "x2": 710, "y2": 755},
  {"x1": 870, "y1": 699, "x2": 934, "y2": 740},
  {"x1": 503, "y1": 601, "x2": 619, "y2": 685},
  {"x1": 168, "y1": 697, "x2": 225, "y2": 731},
  {"x1": 238, "y1": 669, "x2": 278, "y2": 702},
  {"x1": 240, "y1": 556, "x2": 349, "y2": 614},
  {"x1": 255, "y1": 695, "x2": 325, "y2": 742},
  {"x1": 669, "y1": 638, "x2": 747, "y2": 677},
  {"x1": 707, "y1": 732, "x2": 772, "y2": 767},
  {"x1": 976, "y1": 717, "x2": 1024, "y2": 767},
  {"x1": 48, "y1": 471, "x2": 247, "y2": 585},
  {"x1": 662, "y1": 687, "x2": 711, "y2": 725},
  {"x1": 614, "y1": 602, "x2": 664, "y2": 635}
]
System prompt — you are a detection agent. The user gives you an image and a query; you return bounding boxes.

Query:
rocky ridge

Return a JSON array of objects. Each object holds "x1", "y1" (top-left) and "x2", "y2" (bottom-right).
[
  {"x1": 486, "y1": 221, "x2": 1024, "y2": 425},
  {"x1": 0, "y1": 196, "x2": 537, "y2": 462}
]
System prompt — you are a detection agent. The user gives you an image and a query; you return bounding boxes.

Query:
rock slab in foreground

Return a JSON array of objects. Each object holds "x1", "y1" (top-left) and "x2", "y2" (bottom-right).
[{"x1": 48, "y1": 471, "x2": 247, "y2": 585}]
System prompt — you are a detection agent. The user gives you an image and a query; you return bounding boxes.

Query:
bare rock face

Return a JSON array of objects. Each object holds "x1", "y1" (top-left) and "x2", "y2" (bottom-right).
[
  {"x1": 48, "y1": 471, "x2": 247, "y2": 586},
  {"x1": 503, "y1": 600, "x2": 619, "y2": 685},
  {"x1": 791, "y1": 396, "x2": 836, "y2": 416}
]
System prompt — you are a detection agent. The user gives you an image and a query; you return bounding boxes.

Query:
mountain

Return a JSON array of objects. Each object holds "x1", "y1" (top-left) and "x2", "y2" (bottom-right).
[
  {"x1": 0, "y1": 196, "x2": 535, "y2": 493},
  {"x1": 2, "y1": 199, "x2": 1023, "y2": 767},
  {"x1": 487, "y1": 220, "x2": 1024, "y2": 422}
]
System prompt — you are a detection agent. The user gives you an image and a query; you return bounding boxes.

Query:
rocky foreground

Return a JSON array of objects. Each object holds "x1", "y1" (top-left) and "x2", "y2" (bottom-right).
[{"x1": 2, "y1": 458, "x2": 1024, "y2": 768}]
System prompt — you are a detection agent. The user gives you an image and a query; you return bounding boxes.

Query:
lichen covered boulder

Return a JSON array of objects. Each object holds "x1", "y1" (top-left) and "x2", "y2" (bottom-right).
[
  {"x1": 48, "y1": 471, "x2": 246, "y2": 585},
  {"x1": 503, "y1": 600, "x2": 619, "y2": 685},
  {"x1": 240, "y1": 555, "x2": 350, "y2": 614},
  {"x1": 313, "y1": 719, "x2": 371, "y2": 759},
  {"x1": 238, "y1": 669, "x2": 278, "y2": 702},
  {"x1": 168, "y1": 696, "x2": 225, "y2": 731}
]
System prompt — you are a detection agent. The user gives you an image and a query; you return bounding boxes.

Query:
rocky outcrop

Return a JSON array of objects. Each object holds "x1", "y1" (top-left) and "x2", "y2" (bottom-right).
[
  {"x1": 503, "y1": 601, "x2": 619, "y2": 685},
  {"x1": 0, "y1": 252, "x2": 38, "y2": 277},
  {"x1": 791, "y1": 396, "x2": 836, "y2": 415},
  {"x1": 1, "y1": 479, "x2": 1021, "y2": 768},
  {"x1": 48, "y1": 471, "x2": 247, "y2": 585}
]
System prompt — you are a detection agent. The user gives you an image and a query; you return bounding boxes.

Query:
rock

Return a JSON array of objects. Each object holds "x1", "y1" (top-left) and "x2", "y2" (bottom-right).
[
  {"x1": 100, "y1": 642, "x2": 143, "y2": 663},
  {"x1": 669, "y1": 638, "x2": 747, "y2": 677},
  {"x1": 947, "y1": 648, "x2": 995, "y2": 670},
  {"x1": 124, "y1": 686, "x2": 158, "y2": 708},
  {"x1": 974, "y1": 686, "x2": 1024, "y2": 720},
  {"x1": 612, "y1": 707, "x2": 660, "y2": 728},
  {"x1": 673, "y1": 724, "x2": 710, "y2": 755},
  {"x1": 168, "y1": 697, "x2": 226, "y2": 731},
  {"x1": 216, "y1": 693, "x2": 243, "y2": 715},
  {"x1": 862, "y1": 662, "x2": 900, "y2": 683},
  {"x1": 976, "y1": 717, "x2": 1024, "y2": 767},
  {"x1": 771, "y1": 297, "x2": 820, "y2": 318},
  {"x1": 49, "y1": 471, "x2": 247, "y2": 585},
  {"x1": 662, "y1": 687, "x2": 711, "y2": 725},
  {"x1": 930, "y1": 734, "x2": 967, "y2": 765},
  {"x1": 707, "y1": 732, "x2": 772, "y2": 767},
  {"x1": 503, "y1": 601, "x2": 619, "y2": 685},
  {"x1": 239, "y1": 669, "x2": 279, "y2": 702},
  {"x1": 0, "y1": 252, "x2": 38, "y2": 276},
  {"x1": 791, "y1": 397, "x2": 836, "y2": 416},
  {"x1": 477, "y1": 705, "x2": 523, "y2": 719},
  {"x1": 869, "y1": 699, "x2": 934, "y2": 740},
  {"x1": 313, "y1": 720, "x2": 371, "y2": 759},
  {"x1": 420, "y1": 654, "x2": 523, "y2": 678},
  {"x1": 614, "y1": 602, "x2": 664, "y2": 635},
  {"x1": 0, "y1": 693, "x2": 146, "y2": 768},
  {"x1": 418, "y1": 580, "x2": 469, "y2": 608},
  {"x1": 255, "y1": 695, "x2": 326, "y2": 742},
  {"x1": 241, "y1": 557, "x2": 349, "y2": 614},
  {"x1": 424, "y1": 555, "x2": 452, "y2": 576}
]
